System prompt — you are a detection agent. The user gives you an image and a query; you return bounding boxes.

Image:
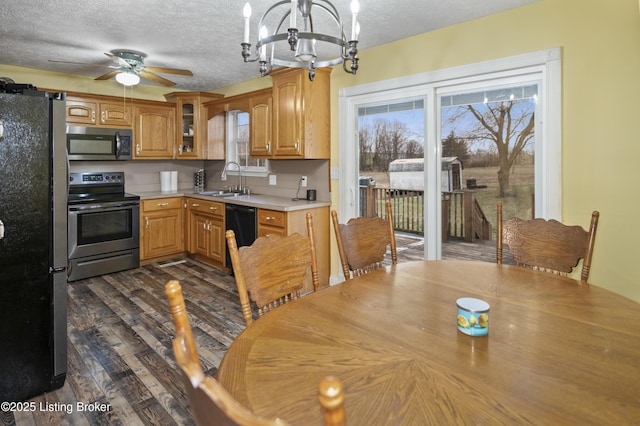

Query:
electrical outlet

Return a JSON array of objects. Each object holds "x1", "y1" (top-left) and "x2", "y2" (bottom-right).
[
  {"x1": 301, "y1": 176, "x2": 308, "y2": 187},
  {"x1": 269, "y1": 174, "x2": 277, "y2": 185}
]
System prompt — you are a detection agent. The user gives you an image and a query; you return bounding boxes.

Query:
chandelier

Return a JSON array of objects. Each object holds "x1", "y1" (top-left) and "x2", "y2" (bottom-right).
[{"x1": 241, "y1": 0, "x2": 360, "y2": 81}]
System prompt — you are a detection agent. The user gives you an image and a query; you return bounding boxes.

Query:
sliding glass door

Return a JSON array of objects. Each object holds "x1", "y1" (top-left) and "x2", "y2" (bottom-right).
[{"x1": 338, "y1": 48, "x2": 561, "y2": 264}]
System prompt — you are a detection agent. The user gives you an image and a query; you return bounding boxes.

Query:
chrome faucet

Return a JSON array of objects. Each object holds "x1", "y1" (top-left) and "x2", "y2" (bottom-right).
[{"x1": 221, "y1": 161, "x2": 243, "y2": 193}]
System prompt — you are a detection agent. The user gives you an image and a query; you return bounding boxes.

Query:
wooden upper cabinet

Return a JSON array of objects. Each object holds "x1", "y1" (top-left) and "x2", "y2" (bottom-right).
[
  {"x1": 249, "y1": 89, "x2": 272, "y2": 157},
  {"x1": 66, "y1": 96, "x2": 132, "y2": 127},
  {"x1": 204, "y1": 97, "x2": 230, "y2": 160},
  {"x1": 270, "y1": 67, "x2": 331, "y2": 159},
  {"x1": 164, "y1": 92, "x2": 224, "y2": 160},
  {"x1": 133, "y1": 102, "x2": 176, "y2": 159}
]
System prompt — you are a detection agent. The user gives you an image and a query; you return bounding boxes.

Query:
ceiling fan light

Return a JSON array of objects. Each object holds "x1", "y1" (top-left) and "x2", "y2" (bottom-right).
[{"x1": 115, "y1": 72, "x2": 140, "y2": 86}]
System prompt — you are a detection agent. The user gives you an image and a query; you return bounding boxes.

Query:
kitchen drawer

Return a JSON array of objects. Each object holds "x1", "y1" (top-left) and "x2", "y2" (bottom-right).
[
  {"x1": 258, "y1": 225, "x2": 286, "y2": 238},
  {"x1": 142, "y1": 197, "x2": 183, "y2": 212},
  {"x1": 258, "y1": 209, "x2": 286, "y2": 229},
  {"x1": 188, "y1": 199, "x2": 224, "y2": 217}
]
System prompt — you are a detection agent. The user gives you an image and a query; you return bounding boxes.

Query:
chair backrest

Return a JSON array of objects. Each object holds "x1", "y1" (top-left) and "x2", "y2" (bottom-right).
[
  {"x1": 225, "y1": 212, "x2": 319, "y2": 327},
  {"x1": 165, "y1": 280, "x2": 286, "y2": 426},
  {"x1": 331, "y1": 200, "x2": 397, "y2": 280},
  {"x1": 165, "y1": 280, "x2": 345, "y2": 426},
  {"x1": 496, "y1": 202, "x2": 599, "y2": 283}
]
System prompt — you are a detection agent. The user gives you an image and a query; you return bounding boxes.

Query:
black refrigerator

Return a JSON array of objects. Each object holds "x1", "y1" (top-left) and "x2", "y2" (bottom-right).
[{"x1": 0, "y1": 88, "x2": 68, "y2": 402}]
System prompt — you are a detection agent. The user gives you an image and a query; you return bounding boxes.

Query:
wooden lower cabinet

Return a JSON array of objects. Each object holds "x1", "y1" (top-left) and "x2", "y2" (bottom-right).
[
  {"x1": 140, "y1": 197, "x2": 329, "y2": 292},
  {"x1": 258, "y1": 206, "x2": 330, "y2": 293},
  {"x1": 257, "y1": 209, "x2": 286, "y2": 237},
  {"x1": 140, "y1": 198, "x2": 185, "y2": 262},
  {"x1": 186, "y1": 198, "x2": 225, "y2": 267}
]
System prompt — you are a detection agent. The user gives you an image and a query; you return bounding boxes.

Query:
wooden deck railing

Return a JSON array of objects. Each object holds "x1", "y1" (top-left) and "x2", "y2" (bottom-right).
[{"x1": 360, "y1": 186, "x2": 491, "y2": 241}]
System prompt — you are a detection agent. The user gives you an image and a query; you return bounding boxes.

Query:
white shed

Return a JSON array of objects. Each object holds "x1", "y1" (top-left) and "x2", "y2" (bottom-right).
[{"x1": 388, "y1": 157, "x2": 462, "y2": 192}]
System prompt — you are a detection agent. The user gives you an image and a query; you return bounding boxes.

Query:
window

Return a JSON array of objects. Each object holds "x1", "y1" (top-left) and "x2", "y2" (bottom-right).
[
  {"x1": 226, "y1": 110, "x2": 269, "y2": 176},
  {"x1": 339, "y1": 48, "x2": 562, "y2": 261}
]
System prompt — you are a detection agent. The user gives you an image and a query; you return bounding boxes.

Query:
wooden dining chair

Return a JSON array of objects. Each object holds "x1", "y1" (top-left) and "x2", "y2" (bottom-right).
[
  {"x1": 165, "y1": 280, "x2": 345, "y2": 426},
  {"x1": 225, "y1": 212, "x2": 319, "y2": 327},
  {"x1": 496, "y1": 202, "x2": 599, "y2": 283},
  {"x1": 331, "y1": 200, "x2": 397, "y2": 280}
]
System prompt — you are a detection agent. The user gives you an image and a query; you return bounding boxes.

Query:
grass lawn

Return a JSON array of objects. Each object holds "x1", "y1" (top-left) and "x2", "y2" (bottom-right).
[{"x1": 464, "y1": 165, "x2": 535, "y2": 235}]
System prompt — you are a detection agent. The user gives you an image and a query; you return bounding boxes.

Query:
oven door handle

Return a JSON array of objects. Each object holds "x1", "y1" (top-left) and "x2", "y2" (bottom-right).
[{"x1": 68, "y1": 201, "x2": 140, "y2": 212}]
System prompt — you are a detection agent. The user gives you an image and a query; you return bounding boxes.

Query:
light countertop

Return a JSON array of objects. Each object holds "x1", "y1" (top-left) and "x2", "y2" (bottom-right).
[{"x1": 136, "y1": 190, "x2": 330, "y2": 212}]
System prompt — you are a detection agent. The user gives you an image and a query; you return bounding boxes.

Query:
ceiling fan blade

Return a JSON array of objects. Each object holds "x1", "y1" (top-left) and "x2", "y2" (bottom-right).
[
  {"x1": 139, "y1": 71, "x2": 176, "y2": 87},
  {"x1": 95, "y1": 70, "x2": 120, "y2": 81},
  {"x1": 144, "y1": 66, "x2": 193, "y2": 76},
  {"x1": 48, "y1": 59, "x2": 108, "y2": 67}
]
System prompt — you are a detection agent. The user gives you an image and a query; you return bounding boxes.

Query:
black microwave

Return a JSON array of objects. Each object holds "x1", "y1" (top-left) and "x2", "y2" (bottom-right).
[{"x1": 66, "y1": 126, "x2": 133, "y2": 160}]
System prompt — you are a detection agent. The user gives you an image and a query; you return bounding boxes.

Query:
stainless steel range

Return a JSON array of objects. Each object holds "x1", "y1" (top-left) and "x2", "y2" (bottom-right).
[{"x1": 67, "y1": 171, "x2": 140, "y2": 281}]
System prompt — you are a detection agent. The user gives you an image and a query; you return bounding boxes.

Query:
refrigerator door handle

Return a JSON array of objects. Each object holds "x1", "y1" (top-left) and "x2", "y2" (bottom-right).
[{"x1": 0, "y1": 219, "x2": 4, "y2": 239}]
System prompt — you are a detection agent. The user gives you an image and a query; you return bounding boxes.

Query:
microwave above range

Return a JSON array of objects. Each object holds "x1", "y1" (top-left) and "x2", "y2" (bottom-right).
[{"x1": 66, "y1": 126, "x2": 132, "y2": 161}]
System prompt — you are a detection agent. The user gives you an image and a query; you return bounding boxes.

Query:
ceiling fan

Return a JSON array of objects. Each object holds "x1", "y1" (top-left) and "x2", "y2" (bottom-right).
[{"x1": 50, "y1": 49, "x2": 193, "y2": 87}]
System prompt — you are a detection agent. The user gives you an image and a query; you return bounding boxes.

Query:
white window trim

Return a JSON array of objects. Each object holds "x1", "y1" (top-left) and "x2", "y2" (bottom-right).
[
  {"x1": 225, "y1": 110, "x2": 270, "y2": 178},
  {"x1": 338, "y1": 47, "x2": 562, "y2": 260}
]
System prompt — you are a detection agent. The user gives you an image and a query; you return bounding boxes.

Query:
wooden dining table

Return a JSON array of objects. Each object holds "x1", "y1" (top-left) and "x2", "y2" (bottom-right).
[{"x1": 216, "y1": 260, "x2": 640, "y2": 425}]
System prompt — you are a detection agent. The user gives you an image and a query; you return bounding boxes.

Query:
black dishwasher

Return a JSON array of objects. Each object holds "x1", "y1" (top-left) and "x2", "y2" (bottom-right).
[{"x1": 225, "y1": 203, "x2": 257, "y2": 270}]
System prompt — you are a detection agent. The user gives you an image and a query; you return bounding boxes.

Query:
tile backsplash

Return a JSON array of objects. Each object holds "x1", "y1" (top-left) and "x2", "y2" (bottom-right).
[{"x1": 69, "y1": 159, "x2": 330, "y2": 200}]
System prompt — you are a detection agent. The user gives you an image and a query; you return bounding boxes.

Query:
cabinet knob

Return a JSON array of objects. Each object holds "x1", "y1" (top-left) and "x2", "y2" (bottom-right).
[
  {"x1": 157, "y1": 202, "x2": 169, "y2": 207},
  {"x1": 91, "y1": 111, "x2": 96, "y2": 122},
  {"x1": 294, "y1": 141, "x2": 299, "y2": 151},
  {"x1": 101, "y1": 111, "x2": 106, "y2": 123},
  {"x1": 191, "y1": 203, "x2": 200, "y2": 207},
  {"x1": 266, "y1": 142, "x2": 271, "y2": 153},
  {"x1": 136, "y1": 144, "x2": 141, "y2": 155},
  {"x1": 145, "y1": 217, "x2": 149, "y2": 229},
  {"x1": 209, "y1": 206, "x2": 217, "y2": 211},
  {"x1": 265, "y1": 216, "x2": 275, "y2": 221}
]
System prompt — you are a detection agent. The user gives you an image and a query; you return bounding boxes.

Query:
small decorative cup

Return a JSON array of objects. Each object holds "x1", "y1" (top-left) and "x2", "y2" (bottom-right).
[{"x1": 456, "y1": 298, "x2": 490, "y2": 336}]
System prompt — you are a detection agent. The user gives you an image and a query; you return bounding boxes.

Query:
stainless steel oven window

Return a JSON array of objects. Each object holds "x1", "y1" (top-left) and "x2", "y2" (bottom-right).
[
  {"x1": 77, "y1": 208, "x2": 133, "y2": 244},
  {"x1": 68, "y1": 202, "x2": 140, "y2": 260}
]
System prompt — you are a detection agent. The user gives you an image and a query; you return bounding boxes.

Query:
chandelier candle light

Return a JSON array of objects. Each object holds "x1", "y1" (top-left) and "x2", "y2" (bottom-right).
[{"x1": 241, "y1": 0, "x2": 360, "y2": 81}]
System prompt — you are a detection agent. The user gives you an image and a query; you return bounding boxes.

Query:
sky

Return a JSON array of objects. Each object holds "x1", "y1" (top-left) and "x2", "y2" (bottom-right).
[{"x1": 361, "y1": 100, "x2": 536, "y2": 154}]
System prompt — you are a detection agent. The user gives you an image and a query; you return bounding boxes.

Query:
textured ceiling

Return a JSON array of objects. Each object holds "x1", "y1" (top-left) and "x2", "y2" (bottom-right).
[{"x1": 0, "y1": 0, "x2": 538, "y2": 92}]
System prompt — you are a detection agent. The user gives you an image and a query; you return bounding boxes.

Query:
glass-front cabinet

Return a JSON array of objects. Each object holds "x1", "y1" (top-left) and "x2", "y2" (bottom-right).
[
  {"x1": 165, "y1": 92, "x2": 224, "y2": 159},
  {"x1": 180, "y1": 101, "x2": 195, "y2": 155}
]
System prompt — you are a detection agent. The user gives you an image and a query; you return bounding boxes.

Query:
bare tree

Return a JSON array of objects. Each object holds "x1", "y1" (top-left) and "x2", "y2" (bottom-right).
[
  {"x1": 447, "y1": 100, "x2": 534, "y2": 197},
  {"x1": 358, "y1": 125, "x2": 374, "y2": 170},
  {"x1": 404, "y1": 139, "x2": 424, "y2": 159},
  {"x1": 359, "y1": 119, "x2": 416, "y2": 172}
]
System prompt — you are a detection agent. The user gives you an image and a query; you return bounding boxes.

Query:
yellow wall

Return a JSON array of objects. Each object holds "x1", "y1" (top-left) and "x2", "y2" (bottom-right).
[
  {"x1": 2, "y1": 0, "x2": 639, "y2": 301},
  {"x1": 330, "y1": 0, "x2": 640, "y2": 302},
  {"x1": 0, "y1": 64, "x2": 174, "y2": 101}
]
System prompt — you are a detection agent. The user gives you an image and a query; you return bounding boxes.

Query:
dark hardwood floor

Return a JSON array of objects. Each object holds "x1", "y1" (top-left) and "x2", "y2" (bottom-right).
[
  {"x1": 4, "y1": 237, "x2": 500, "y2": 425},
  {"x1": 7, "y1": 258, "x2": 245, "y2": 426}
]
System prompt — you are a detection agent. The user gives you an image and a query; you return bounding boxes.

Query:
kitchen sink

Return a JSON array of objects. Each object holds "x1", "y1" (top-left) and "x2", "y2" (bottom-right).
[{"x1": 197, "y1": 190, "x2": 237, "y2": 197}]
